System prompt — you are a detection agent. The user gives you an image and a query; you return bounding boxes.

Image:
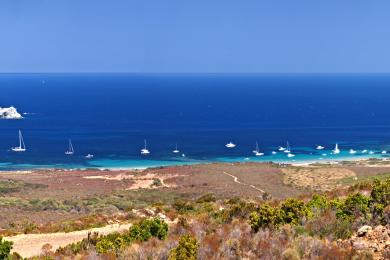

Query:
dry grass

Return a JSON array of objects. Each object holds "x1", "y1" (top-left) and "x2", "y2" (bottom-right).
[{"x1": 282, "y1": 166, "x2": 356, "y2": 191}]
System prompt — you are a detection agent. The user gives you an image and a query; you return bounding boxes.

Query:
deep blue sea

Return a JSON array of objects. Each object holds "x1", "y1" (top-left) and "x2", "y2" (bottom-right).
[{"x1": 1, "y1": 73, "x2": 390, "y2": 170}]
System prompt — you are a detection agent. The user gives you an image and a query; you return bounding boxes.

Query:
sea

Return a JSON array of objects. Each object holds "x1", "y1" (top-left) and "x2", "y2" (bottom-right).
[{"x1": 1, "y1": 73, "x2": 390, "y2": 170}]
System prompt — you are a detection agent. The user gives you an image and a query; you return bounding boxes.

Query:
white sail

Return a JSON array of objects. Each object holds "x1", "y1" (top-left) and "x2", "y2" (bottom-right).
[
  {"x1": 141, "y1": 139, "x2": 150, "y2": 154},
  {"x1": 65, "y1": 139, "x2": 74, "y2": 155},
  {"x1": 333, "y1": 143, "x2": 340, "y2": 154},
  {"x1": 253, "y1": 141, "x2": 259, "y2": 153},
  {"x1": 173, "y1": 143, "x2": 180, "y2": 153},
  {"x1": 254, "y1": 141, "x2": 264, "y2": 156}
]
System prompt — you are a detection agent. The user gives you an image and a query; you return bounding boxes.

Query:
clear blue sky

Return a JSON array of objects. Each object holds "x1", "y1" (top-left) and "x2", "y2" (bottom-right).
[{"x1": 1, "y1": 0, "x2": 390, "y2": 73}]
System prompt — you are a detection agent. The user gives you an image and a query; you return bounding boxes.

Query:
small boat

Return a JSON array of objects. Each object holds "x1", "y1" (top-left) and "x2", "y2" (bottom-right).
[
  {"x1": 225, "y1": 142, "x2": 236, "y2": 148},
  {"x1": 322, "y1": 153, "x2": 327, "y2": 156},
  {"x1": 361, "y1": 150, "x2": 368, "y2": 154},
  {"x1": 12, "y1": 130, "x2": 26, "y2": 152},
  {"x1": 369, "y1": 151, "x2": 375, "y2": 155},
  {"x1": 271, "y1": 151, "x2": 277, "y2": 155},
  {"x1": 381, "y1": 150, "x2": 387, "y2": 154},
  {"x1": 316, "y1": 145, "x2": 325, "y2": 150},
  {"x1": 173, "y1": 143, "x2": 180, "y2": 154},
  {"x1": 287, "y1": 153, "x2": 295, "y2": 158},
  {"x1": 85, "y1": 154, "x2": 94, "y2": 159},
  {"x1": 349, "y1": 149, "x2": 357, "y2": 154},
  {"x1": 181, "y1": 153, "x2": 186, "y2": 157},
  {"x1": 141, "y1": 139, "x2": 150, "y2": 155},
  {"x1": 333, "y1": 143, "x2": 340, "y2": 154},
  {"x1": 65, "y1": 139, "x2": 74, "y2": 155},
  {"x1": 253, "y1": 141, "x2": 264, "y2": 156},
  {"x1": 284, "y1": 142, "x2": 291, "y2": 153},
  {"x1": 278, "y1": 146, "x2": 286, "y2": 151}
]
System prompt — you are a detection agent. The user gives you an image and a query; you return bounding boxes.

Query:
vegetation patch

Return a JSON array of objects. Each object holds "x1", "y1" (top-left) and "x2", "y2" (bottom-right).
[{"x1": 0, "y1": 179, "x2": 47, "y2": 194}]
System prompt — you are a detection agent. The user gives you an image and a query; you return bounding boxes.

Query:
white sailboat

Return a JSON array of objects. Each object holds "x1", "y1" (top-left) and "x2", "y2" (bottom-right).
[
  {"x1": 381, "y1": 150, "x2": 387, "y2": 154},
  {"x1": 271, "y1": 151, "x2": 277, "y2": 155},
  {"x1": 284, "y1": 142, "x2": 295, "y2": 157},
  {"x1": 12, "y1": 130, "x2": 26, "y2": 152},
  {"x1": 225, "y1": 142, "x2": 236, "y2": 148},
  {"x1": 141, "y1": 139, "x2": 150, "y2": 155},
  {"x1": 65, "y1": 139, "x2": 74, "y2": 155},
  {"x1": 278, "y1": 146, "x2": 286, "y2": 151},
  {"x1": 369, "y1": 151, "x2": 375, "y2": 155},
  {"x1": 254, "y1": 141, "x2": 264, "y2": 156},
  {"x1": 333, "y1": 143, "x2": 340, "y2": 154},
  {"x1": 316, "y1": 145, "x2": 325, "y2": 150},
  {"x1": 361, "y1": 150, "x2": 368, "y2": 154},
  {"x1": 349, "y1": 149, "x2": 357, "y2": 154},
  {"x1": 173, "y1": 143, "x2": 180, "y2": 154},
  {"x1": 85, "y1": 154, "x2": 94, "y2": 159},
  {"x1": 284, "y1": 142, "x2": 291, "y2": 153}
]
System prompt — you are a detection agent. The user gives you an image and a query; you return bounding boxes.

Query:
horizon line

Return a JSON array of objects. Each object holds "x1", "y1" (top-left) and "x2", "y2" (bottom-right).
[{"x1": 1, "y1": 72, "x2": 390, "y2": 75}]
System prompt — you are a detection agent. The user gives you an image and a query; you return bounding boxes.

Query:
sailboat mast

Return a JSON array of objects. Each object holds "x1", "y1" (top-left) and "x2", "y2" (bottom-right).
[
  {"x1": 19, "y1": 130, "x2": 22, "y2": 148},
  {"x1": 21, "y1": 131, "x2": 25, "y2": 149}
]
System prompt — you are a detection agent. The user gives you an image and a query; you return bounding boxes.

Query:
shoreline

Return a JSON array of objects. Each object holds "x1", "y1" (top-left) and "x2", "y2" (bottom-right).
[{"x1": 0, "y1": 154, "x2": 389, "y2": 172}]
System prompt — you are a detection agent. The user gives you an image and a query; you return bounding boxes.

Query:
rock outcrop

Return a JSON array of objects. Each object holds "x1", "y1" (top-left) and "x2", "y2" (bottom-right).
[
  {"x1": 340, "y1": 225, "x2": 390, "y2": 259},
  {"x1": 0, "y1": 106, "x2": 23, "y2": 119}
]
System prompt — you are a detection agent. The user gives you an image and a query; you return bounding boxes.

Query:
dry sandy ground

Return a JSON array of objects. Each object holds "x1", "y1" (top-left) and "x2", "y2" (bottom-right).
[
  {"x1": 282, "y1": 166, "x2": 357, "y2": 191},
  {"x1": 5, "y1": 223, "x2": 132, "y2": 258},
  {"x1": 83, "y1": 172, "x2": 180, "y2": 190}
]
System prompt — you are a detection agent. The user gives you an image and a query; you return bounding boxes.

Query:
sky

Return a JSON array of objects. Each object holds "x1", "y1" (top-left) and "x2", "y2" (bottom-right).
[{"x1": 0, "y1": 0, "x2": 390, "y2": 73}]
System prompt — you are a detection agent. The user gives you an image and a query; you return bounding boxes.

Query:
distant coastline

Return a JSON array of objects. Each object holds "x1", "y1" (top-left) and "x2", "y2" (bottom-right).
[{"x1": 0, "y1": 153, "x2": 388, "y2": 171}]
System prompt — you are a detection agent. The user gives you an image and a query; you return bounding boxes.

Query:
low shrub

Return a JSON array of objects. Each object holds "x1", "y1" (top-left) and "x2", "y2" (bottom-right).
[
  {"x1": 249, "y1": 203, "x2": 285, "y2": 231},
  {"x1": 169, "y1": 234, "x2": 199, "y2": 260},
  {"x1": 280, "y1": 198, "x2": 309, "y2": 225},
  {"x1": 95, "y1": 217, "x2": 168, "y2": 254},
  {"x1": 0, "y1": 236, "x2": 13, "y2": 259}
]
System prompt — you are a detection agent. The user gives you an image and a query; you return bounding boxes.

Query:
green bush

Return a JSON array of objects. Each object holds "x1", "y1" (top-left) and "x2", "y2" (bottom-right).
[
  {"x1": 129, "y1": 221, "x2": 152, "y2": 242},
  {"x1": 168, "y1": 234, "x2": 199, "y2": 260},
  {"x1": 249, "y1": 203, "x2": 285, "y2": 232},
  {"x1": 280, "y1": 198, "x2": 309, "y2": 225},
  {"x1": 56, "y1": 232, "x2": 99, "y2": 255},
  {"x1": 95, "y1": 237, "x2": 117, "y2": 254},
  {"x1": 96, "y1": 218, "x2": 169, "y2": 254},
  {"x1": 337, "y1": 193, "x2": 370, "y2": 220},
  {"x1": 370, "y1": 178, "x2": 390, "y2": 218},
  {"x1": 173, "y1": 199, "x2": 194, "y2": 214},
  {"x1": 217, "y1": 200, "x2": 256, "y2": 223},
  {"x1": 0, "y1": 236, "x2": 13, "y2": 259},
  {"x1": 148, "y1": 218, "x2": 169, "y2": 240},
  {"x1": 307, "y1": 195, "x2": 330, "y2": 212},
  {"x1": 371, "y1": 178, "x2": 390, "y2": 205}
]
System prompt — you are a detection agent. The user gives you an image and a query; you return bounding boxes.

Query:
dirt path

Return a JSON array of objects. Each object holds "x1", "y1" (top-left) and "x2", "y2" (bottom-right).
[
  {"x1": 222, "y1": 171, "x2": 265, "y2": 193},
  {"x1": 5, "y1": 223, "x2": 132, "y2": 258}
]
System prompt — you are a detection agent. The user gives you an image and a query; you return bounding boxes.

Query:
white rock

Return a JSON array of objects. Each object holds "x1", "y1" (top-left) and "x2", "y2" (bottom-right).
[
  {"x1": 0, "y1": 106, "x2": 23, "y2": 119},
  {"x1": 357, "y1": 225, "x2": 373, "y2": 237}
]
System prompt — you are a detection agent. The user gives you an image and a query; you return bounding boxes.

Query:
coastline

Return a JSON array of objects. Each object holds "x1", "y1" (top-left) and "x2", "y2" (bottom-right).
[{"x1": 0, "y1": 153, "x2": 388, "y2": 171}]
